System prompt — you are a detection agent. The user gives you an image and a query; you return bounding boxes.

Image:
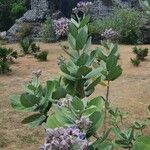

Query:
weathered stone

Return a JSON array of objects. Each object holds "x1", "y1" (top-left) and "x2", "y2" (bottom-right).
[{"x1": 0, "y1": 0, "x2": 146, "y2": 43}]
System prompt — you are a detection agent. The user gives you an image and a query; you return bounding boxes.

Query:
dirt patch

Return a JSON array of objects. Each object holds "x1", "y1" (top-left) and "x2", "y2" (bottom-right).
[{"x1": 0, "y1": 43, "x2": 150, "y2": 150}]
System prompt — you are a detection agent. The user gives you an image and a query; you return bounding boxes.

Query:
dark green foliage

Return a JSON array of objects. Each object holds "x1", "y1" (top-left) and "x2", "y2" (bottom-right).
[
  {"x1": 89, "y1": 8, "x2": 144, "y2": 44},
  {"x1": 0, "y1": 46, "x2": 18, "y2": 74},
  {"x1": 35, "y1": 51, "x2": 49, "y2": 61},
  {"x1": 42, "y1": 17, "x2": 57, "y2": 43},
  {"x1": 30, "y1": 43, "x2": 40, "y2": 53},
  {"x1": 0, "y1": 0, "x2": 28, "y2": 31},
  {"x1": 131, "y1": 58, "x2": 140, "y2": 67},
  {"x1": 20, "y1": 37, "x2": 32, "y2": 54},
  {"x1": 10, "y1": 78, "x2": 67, "y2": 127},
  {"x1": 133, "y1": 47, "x2": 149, "y2": 60}
]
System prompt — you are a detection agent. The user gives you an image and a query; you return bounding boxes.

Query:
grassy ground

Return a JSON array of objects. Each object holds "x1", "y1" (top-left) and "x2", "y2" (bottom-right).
[{"x1": 0, "y1": 42, "x2": 150, "y2": 150}]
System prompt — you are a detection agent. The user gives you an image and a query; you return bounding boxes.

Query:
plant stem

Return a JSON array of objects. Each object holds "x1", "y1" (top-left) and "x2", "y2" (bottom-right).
[{"x1": 104, "y1": 80, "x2": 110, "y2": 132}]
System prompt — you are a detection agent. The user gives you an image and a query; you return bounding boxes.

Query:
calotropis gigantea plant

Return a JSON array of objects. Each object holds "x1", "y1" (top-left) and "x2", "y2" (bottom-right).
[{"x1": 10, "y1": 4, "x2": 150, "y2": 149}]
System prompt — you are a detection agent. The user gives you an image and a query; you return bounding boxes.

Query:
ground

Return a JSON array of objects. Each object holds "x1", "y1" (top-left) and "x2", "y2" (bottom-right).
[{"x1": 0, "y1": 42, "x2": 150, "y2": 150}]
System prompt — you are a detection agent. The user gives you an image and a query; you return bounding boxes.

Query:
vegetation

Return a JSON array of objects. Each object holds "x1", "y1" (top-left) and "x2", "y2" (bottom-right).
[
  {"x1": 89, "y1": 8, "x2": 144, "y2": 44},
  {"x1": 42, "y1": 17, "x2": 57, "y2": 43},
  {"x1": 10, "y1": 6, "x2": 150, "y2": 150},
  {"x1": 30, "y1": 43, "x2": 40, "y2": 53},
  {"x1": 0, "y1": 0, "x2": 29, "y2": 31},
  {"x1": 133, "y1": 47, "x2": 149, "y2": 61},
  {"x1": 0, "y1": 46, "x2": 17, "y2": 74},
  {"x1": 20, "y1": 37, "x2": 32, "y2": 54},
  {"x1": 131, "y1": 58, "x2": 141, "y2": 67},
  {"x1": 17, "y1": 23, "x2": 32, "y2": 39},
  {"x1": 34, "y1": 51, "x2": 49, "y2": 61}
]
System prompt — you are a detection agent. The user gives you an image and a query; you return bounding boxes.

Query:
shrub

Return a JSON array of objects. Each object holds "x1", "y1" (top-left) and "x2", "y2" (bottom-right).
[
  {"x1": 0, "y1": 46, "x2": 17, "y2": 74},
  {"x1": 10, "y1": 9, "x2": 150, "y2": 150},
  {"x1": 131, "y1": 58, "x2": 141, "y2": 67},
  {"x1": 42, "y1": 17, "x2": 57, "y2": 43},
  {"x1": 34, "y1": 51, "x2": 48, "y2": 61},
  {"x1": 30, "y1": 43, "x2": 40, "y2": 53},
  {"x1": 89, "y1": 8, "x2": 144, "y2": 44},
  {"x1": 133, "y1": 46, "x2": 149, "y2": 60},
  {"x1": 20, "y1": 37, "x2": 32, "y2": 54},
  {"x1": 17, "y1": 23, "x2": 32, "y2": 39}
]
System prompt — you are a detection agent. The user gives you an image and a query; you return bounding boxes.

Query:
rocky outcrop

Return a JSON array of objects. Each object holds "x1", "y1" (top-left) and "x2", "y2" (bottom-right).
[
  {"x1": 1, "y1": 0, "x2": 49, "y2": 42},
  {"x1": 0, "y1": 0, "x2": 146, "y2": 43}
]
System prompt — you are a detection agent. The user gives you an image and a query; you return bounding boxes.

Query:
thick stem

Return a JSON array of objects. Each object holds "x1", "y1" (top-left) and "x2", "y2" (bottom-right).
[{"x1": 103, "y1": 80, "x2": 110, "y2": 132}]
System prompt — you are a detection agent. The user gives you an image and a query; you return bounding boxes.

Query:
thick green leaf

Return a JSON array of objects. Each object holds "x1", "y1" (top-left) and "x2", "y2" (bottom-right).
[
  {"x1": 10, "y1": 95, "x2": 28, "y2": 111},
  {"x1": 79, "y1": 15, "x2": 90, "y2": 28},
  {"x1": 106, "y1": 55, "x2": 118, "y2": 71},
  {"x1": 20, "y1": 93, "x2": 40, "y2": 108},
  {"x1": 77, "y1": 66, "x2": 92, "y2": 77},
  {"x1": 83, "y1": 36, "x2": 92, "y2": 53},
  {"x1": 45, "y1": 115, "x2": 62, "y2": 128},
  {"x1": 133, "y1": 136, "x2": 150, "y2": 150},
  {"x1": 88, "y1": 111, "x2": 104, "y2": 136},
  {"x1": 107, "y1": 65, "x2": 122, "y2": 81},
  {"x1": 68, "y1": 33, "x2": 76, "y2": 50},
  {"x1": 45, "y1": 81, "x2": 55, "y2": 98},
  {"x1": 22, "y1": 114, "x2": 46, "y2": 128},
  {"x1": 76, "y1": 27, "x2": 88, "y2": 50},
  {"x1": 77, "y1": 53, "x2": 90, "y2": 66},
  {"x1": 52, "y1": 87, "x2": 66, "y2": 99},
  {"x1": 91, "y1": 140, "x2": 114, "y2": 150},
  {"x1": 69, "y1": 23, "x2": 78, "y2": 38},
  {"x1": 87, "y1": 96, "x2": 104, "y2": 111},
  {"x1": 85, "y1": 67, "x2": 102, "y2": 79},
  {"x1": 85, "y1": 76, "x2": 101, "y2": 91},
  {"x1": 71, "y1": 97, "x2": 84, "y2": 112}
]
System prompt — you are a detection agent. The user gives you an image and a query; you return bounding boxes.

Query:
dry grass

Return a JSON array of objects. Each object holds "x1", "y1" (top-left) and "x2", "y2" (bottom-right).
[{"x1": 0, "y1": 42, "x2": 150, "y2": 150}]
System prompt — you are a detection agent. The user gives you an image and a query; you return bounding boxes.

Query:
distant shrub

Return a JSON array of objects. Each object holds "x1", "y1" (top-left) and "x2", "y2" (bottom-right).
[
  {"x1": 0, "y1": 46, "x2": 18, "y2": 74},
  {"x1": 34, "y1": 51, "x2": 48, "y2": 61},
  {"x1": 30, "y1": 43, "x2": 40, "y2": 53},
  {"x1": 20, "y1": 37, "x2": 32, "y2": 54},
  {"x1": 42, "y1": 17, "x2": 57, "y2": 43},
  {"x1": 11, "y1": 2, "x2": 27, "y2": 20},
  {"x1": 17, "y1": 23, "x2": 32, "y2": 39},
  {"x1": 89, "y1": 8, "x2": 144, "y2": 44},
  {"x1": 133, "y1": 46, "x2": 149, "y2": 60},
  {"x1": 131, "y1": 58, "x2": 140, "y2": 67}
]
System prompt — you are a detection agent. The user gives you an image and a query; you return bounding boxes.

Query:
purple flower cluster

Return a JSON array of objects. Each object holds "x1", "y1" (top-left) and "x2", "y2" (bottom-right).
[
  {"x1": 53, "y1": 17, "x2": 69, "y2": 37},
  {"x1": 39, "y1": 127, "x2": 89, "y2": 150},
  {"x1": 76, "y1": 116, "x2": 92, "y2": 130},
  {"x1": 72, "y1": 1, "x2": 92, "y2": 14},
  {"x1": 57, "y1": 95, "x2": 73, "y2": 107},
  {"x1": 101, "y1": 28, "x2": 119, "y2": 41}
]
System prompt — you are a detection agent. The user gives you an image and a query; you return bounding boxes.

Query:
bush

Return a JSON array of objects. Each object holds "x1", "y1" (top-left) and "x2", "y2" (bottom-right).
[
  {"x1": 10, "y1": 8, "x2": 150, "y2": 150},
  {"x1": 34, "y1": 51, "x2": 48, "y2": 61},
  {"x1": 20, "y1": 37, "x2": 32, "y2": 54},
  {"x1": 30, "y1": 43, "x2": 40, "y2": 53},
  {"x1": 17, "y1": 23, "x2": 32, "y2": 39},
  {"x1": 133, "y1": 46, "x2": 149, "y2": 60},
  {"x1": 131, "y1": 58, "x2": 141, "y2": 67},
  {"x1": 42, "y1": 17, "x2": 57, "y2": 43},
  {"x1": 0, "y1": 46, "x2": 17, "y2": 74},
  {"x1": 89, "y1": 8, "x2": 144, "y2": 44}
]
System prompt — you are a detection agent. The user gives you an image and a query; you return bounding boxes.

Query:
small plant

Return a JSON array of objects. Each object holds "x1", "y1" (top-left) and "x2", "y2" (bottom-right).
[
  {"x1": 30, "y1": 43, "x2": 40, "y2": 53},
  {"x1": 20, "y1": 37, "x2": 32, "y2": 54},
  {"x1": 131, "y1": 58, "x2": 141, "y2": 67},
  {"x1": 133, "y1": 47, "x2": 149, "y2": 61},
  {"x1": 0, "y1": 46, "x2": 17, "y2": 74},
  {"x1": 34, "y1": 51, "x2": 48, "y2": 61}
]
